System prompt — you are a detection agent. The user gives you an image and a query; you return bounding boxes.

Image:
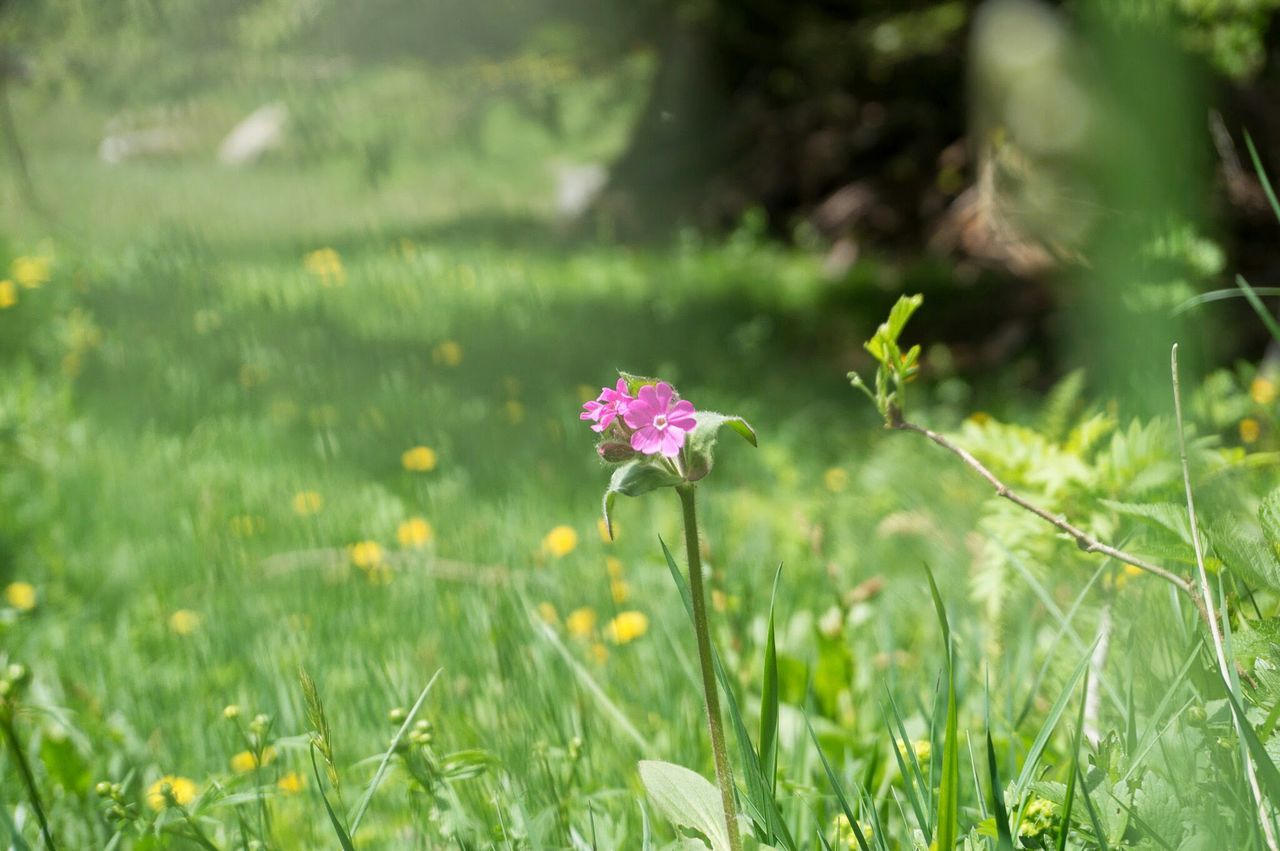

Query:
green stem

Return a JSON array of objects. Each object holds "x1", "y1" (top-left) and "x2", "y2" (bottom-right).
[
  {"x1": 676, "y1": 484, "x2": 742, "y2": 851},
  {"x1": 2, "y1": 717, "x2": 57, "y2": 850}
]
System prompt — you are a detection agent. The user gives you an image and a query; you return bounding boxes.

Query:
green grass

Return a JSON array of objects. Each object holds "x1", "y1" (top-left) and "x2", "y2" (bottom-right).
[{"x1": 1, "y1": 58, "x2": 1275, "y2": 850}]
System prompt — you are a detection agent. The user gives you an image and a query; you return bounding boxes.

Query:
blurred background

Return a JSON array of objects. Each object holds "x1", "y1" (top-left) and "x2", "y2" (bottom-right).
[{"x1": 2, "y1": 0, "x2": 1280, "y2": 847}]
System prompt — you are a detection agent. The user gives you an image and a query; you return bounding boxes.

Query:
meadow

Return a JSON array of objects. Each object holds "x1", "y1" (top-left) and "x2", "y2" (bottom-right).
[{"x1": 2, "y1": 54, "x2": 1280, "y2": 851}]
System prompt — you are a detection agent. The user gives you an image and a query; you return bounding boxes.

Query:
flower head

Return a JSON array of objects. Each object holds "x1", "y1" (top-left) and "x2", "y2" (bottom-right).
[
  {"x1": 623, "y1": 382, "x2": 697, "y2": 458},
  {"x1": 146, "y1": 775, "x2": 198, "y2": 810},
  {"x1": 168, "y1": 609, "x2": 201, "y2": 635},
  {"x1": 605, "y1": 610, "x2": 649, "y2": 644},
  {"x1": 566, "y1": 606, "x2": 597, "y2": 638},
  {"x1": 542, "y1": 525, "x2": 578, "y2": 557},
  {"x1": 580, "y1": 379, "x2": 633, "y2": 433},
  {"x1": 5, "y1": 581, "x2": 36, "y2": 612},
  {"x1": 402, "y1": 446, "x2": 438, "y2": 472}
]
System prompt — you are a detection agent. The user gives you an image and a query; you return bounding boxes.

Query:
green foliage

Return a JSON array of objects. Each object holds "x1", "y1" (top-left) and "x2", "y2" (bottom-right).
[{"x1": 848, "y1": 293, "x2": 923, "y2": 424}]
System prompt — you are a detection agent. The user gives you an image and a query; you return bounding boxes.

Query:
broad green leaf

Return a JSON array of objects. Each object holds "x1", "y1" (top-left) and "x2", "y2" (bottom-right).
[
  {"x1": 1101, "y1": 500, "x2": 1191, "y2": 544},
  {"x1": 602, "y1": 460, "x2": 683, "y2": 538},
  {"x1": 1209, "y1": 514, "x2": 1280, "y2": 592},
  {"x1": 686, "y1": 412, "x2": 758, "y2": 482},
  {"x1": 638, "y1": 760, "x2": 731, "y2": 851}
]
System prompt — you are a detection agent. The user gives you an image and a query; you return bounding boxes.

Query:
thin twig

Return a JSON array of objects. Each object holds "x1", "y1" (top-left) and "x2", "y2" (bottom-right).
[
  {"x1": 890, "y1": 416, "x2": 1211, "y2": 627},
  {"x1": 1172, "y1": 344, "x2": 1279, "y2": 851}
]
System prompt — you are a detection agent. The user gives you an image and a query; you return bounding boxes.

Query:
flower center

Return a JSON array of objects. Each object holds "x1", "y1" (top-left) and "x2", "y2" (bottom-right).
[{"x1": 653, "y1": 413, "x2": 668, "y2": 430}]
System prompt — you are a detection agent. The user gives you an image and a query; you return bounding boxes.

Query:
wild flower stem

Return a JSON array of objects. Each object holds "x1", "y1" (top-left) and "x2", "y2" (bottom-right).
[{"x1": 676, "y1": 483, "x2": 742, "y2": 851}]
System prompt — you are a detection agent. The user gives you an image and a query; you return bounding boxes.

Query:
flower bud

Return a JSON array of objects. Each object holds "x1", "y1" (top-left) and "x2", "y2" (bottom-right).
[
  {"x1": 223, "y1": 704, "x2": 241, "y2": 720},
  {"x1": 6, "y1": 664, "x2": 29, "y2": 686},
  {"x1": 388, "y1": 707, "x2": 406, "y2": 725},
  {"x1": 597, "y1": 441, "x2": 636, "y2": 463},
  {"x1": 95, "y1": 781, "x2": 113, "y2": 797}
]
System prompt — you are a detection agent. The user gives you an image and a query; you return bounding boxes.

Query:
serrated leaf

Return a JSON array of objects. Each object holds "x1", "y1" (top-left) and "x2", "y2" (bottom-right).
[
  {"x1": 1261, "y1": 485, "x2": 1280, "y2": 560},
  {"x1": 1208, "y1": 514, "x2": 1280, "y2": 592},
  {"x1": 638, "y1": 760, "x2": 731, "y2": 851},
  {"x1": 601, "y1": 460, "x2": 683, "y2": 538},
  {"x1": 1101, "y1": 500, "x2": 1191, "y2": 544}
]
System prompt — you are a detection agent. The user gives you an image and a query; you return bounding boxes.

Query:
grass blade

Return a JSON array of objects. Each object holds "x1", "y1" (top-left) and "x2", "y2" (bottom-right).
[
  {"x1": 806, "y1": 717, "x2": 873, "y2": 851},
  {"x1": 924, "y1": 564, "x2": 960, "y2": 851},
  {"x1": 984, "y1": 678, "x2": 1014, "y2": 851},
  {"x1": 1055, "y1": 670, "x2": 1090, "y2": 851},
  {"x1": 1075, "y1": 762, "x2": 1111, "y2": 851},
  {"x1": 348, "y1": 668, "x2": 442, "y2": 836},
  {"x1": 760, "y1": 564, "x2": 783, "y2": 796},
  {"x1": 1013, "y1": 643, "x2": 1095, "y2": 816},
  {"x1": 310, "y1": 745, "x2": 356, "y2": 851},
  {"x1": 1236, "y1": 275, "x2": 1280, "y2": 346}
]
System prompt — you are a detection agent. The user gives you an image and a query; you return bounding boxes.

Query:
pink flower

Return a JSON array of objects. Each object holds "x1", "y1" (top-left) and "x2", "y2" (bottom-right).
[
  {"x1": 623, "y1": 382, "x2": 697, "y2": 458},
  {"x1": 581, "y1": 379, "x2": 633, "y2": 433}
]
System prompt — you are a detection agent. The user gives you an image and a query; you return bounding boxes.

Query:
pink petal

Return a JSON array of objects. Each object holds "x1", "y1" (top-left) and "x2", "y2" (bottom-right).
[
  {"x1": 631, "y1": 426, "x2": 662, "y2": 454},
  {"x1": 659, "y1": 427, "x2": 685, "y2": 457},
  {"x1": 653, "y1": 382, "x2": 674, "y2": 410},
  {"x1": 623, "y1": 399, "x2": 655, "y2": 429}
]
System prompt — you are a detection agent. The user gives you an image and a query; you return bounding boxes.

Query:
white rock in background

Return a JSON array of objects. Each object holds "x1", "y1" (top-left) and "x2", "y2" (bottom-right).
[
  {"x1": 99, "y1": 127, "x2": 190, "y2": 164},
  {"x1": 552, "y1": 162, "x2": 606, "y2": 220},
  {"x1": 218, "y1": 103, "x2": 288, "y2": 166}
]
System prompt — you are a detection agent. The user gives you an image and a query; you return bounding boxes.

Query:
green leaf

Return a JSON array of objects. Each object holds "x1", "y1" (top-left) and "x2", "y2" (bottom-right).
[
  {"x1": 638, "y1": 760, "x2": 731, "y2": 851},
  {"x1": 924, "y1": 564, "x2": 960, "y2": 851},
  {"x1": 685, "y1": 412, "x2": 758, "y2": 482},
  {"x1": 759, "y1": 566, "x2": 781, "y2": 796},
  {"x1": 618, "y1": 371, "x2": 661, "y2": 396},
  {"x1": 1209, "y1": 513, "x2": 1280, "y2": 593},
  {"x1": 602, "y1": 460, "x2": 683, "y2": 538},
  {"x1": 1055, "y1": 670, "x2": 1090, "y2": 851},
  {"x1": 1261, "y1": 485, "x2": 1280, "y2": 561},
  {"x1": 1101, "y1": 500, "x2": 1191, "y2": 544}
]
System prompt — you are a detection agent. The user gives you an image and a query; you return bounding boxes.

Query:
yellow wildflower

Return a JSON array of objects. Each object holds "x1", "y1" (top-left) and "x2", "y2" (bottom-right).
[
  {"x1": 1252, "y1": 376, "x2": 1278, "y2": 405},
  {"x1": 229, "y1": 515, "x2": 262, "y2": 538},
  {"x1": 397, "y1": 517, "x2": 433, "y2": 548},
  {"x1": 896, "y1": 739, "x2": 931, "y2": 764},
  {"x1": 230, "y1": 746, "x2": 276, "y2": 774},
  {"x1": 432, "y1": 340, "x2": 463, "y2": 367},
  {"x1": 598, "y1": 517, "x2": 616, "y2": 543},
  {"x1": 536, "y1": 602, "x2": 559, "y2": 625},
  {"x1": 610, "y1": 577, "x2": 630, "y2": 604},
  {"x1": 543, "y1": 525, "x2": 578, "y2": 558},
  {"x1": 292, "y1": 491, "x2": 323, "y2": 515},
  {"x1": 504, "y1": 399, "x2": 526, "y2": 424},
  {"x1": 303, "y1": 248, "x2": 345, "y2": 286},
  {"x1": 401, "y1": 446, "x2": 438, "y2": 472},
  {"x1": 12, "y1": 256, "x2": 50, "y2": 289},
  {"x1": 590, "y1": 642, "x2": 608, "y2": 664},
  {"x1": 350, "y1": 541, "x2": 384, "y2": 569},
  {"x1": 1241, "y1": 417, "x2": 1262, "y2": 445},
  {"x1": 146, "y1": 775, "x2": 198, "y2": 810},
  {"x1": 605, "y1": 556, "x2": 624, "y2": 578},
  {"x1": 5, "y1": 581, "x2": 36, "y2": 612},
  {"x1": 277, "y1": 771, "x2": 305, "y2": 794},
  {"x1": 834, "y1": 813, "x2": 875, "y2": 848},
  {"x1": 605, "y1": 610, "x2": 649, "y2": 644},
  {"x1": 0, "y1": 280, "x2": 15, "y2": 309},
  {"x1": 168, "y1": 609, "x2": 201, "y2": 635},
  {"x1": 824, "y1": 467, "x2": 849, "y2": 493},
  {"x1": 566, "y1": 607, "x2": 597, "y2": 638}
]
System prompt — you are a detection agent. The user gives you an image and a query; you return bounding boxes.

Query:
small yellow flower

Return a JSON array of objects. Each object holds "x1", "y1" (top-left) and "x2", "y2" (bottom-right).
[
  {"x1": 432, "y1": 340, "x2": 463, "y2": 367},
  {"x1": 711, "y1": 589, "x2": 728, "y2": 613},
  {"x1": 397, "y1": 517, "x2": 433, "y2": 548},
  {"x1": 605, "y1": 610, "x2": 649, "y2": 644},
  {"x1": 542, "y1": 525, "x2": 578, "y2": 558},
  {"x1": 303, "y1": 248, "x2": 345, "y2": 286},
  {"x1": 597, "y1": 517, "x2": 616, "y2": 543},
  {"x1": 277, "y1": 771, "x2": 305, "y2": 794},
  {"x1": 610, "y1": 577, "x2": 630, "y2": 604},
  {"x1": 168, "y1": 609, "x2": 201, "y2": 636},
  {"x1": 605, "y1": 556, "x2": 624, "y2": 578},
  {"x1": 896, "y1": 739, "x2": 931, "y2": 764},
  {"x1": 146, "y1": 775, "x2": 198, "y2": 810},
  {"x1": 590, "y1": 642, "x2": 608, "y2": 664},
  {"x1": 229, "y1": 515, "x2": 262, "y2": 538},
  {"x1": 0, "y1": 280, "x2": 15, "y2": 309},
  {"x1": 504, "y1": 400, "x2": 526, "y2": 424},
  {"x1": 834, "y1": 813, "x2": 875, "y2": 848},
  {"x1": 566, "y1": 607, "x2": 597, "y2": 638},
  {"x1": 401, "y1": 446, "x2": 438, "y2": 472},
  {"x1": 292, "y1": 491, "x2": 323, "y2": 515},
  {"x1": 230, "y1": 746, "x2": 276, "y2": 773},
  {"x1": 536, "y1": 602, "x2": 559, "y2": 625},
  {"x1": 824, "y1": 467, "x2": 849, "y2": 493},
  {"x1": 5, "y1": 581, "x2": 36, "y2": 612},
  {"x1": 1241, "y1": 417, "x2": 1262, "y2": 445},
  {"x1": 350, "y1": 541, "x2": 384, "y2": 569},
  {"x1": 1252, "y1": 376, "x2": 1278, "y2": 405},
  {"x1": 12, "y1": 256, "x2": 50, "y2": 289}
]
